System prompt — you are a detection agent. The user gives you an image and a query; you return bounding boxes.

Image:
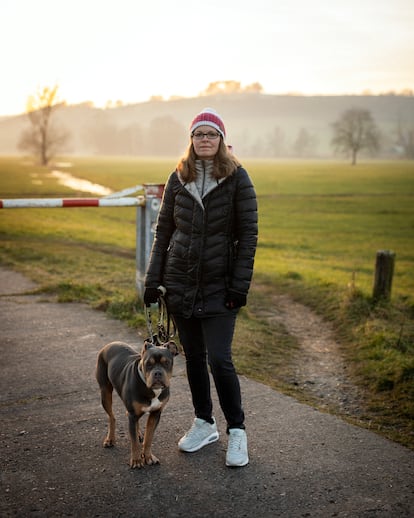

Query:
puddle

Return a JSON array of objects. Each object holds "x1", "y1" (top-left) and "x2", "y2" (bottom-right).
[{"x1": 50, "y1": 171, "x2": 113, "y2": 196}]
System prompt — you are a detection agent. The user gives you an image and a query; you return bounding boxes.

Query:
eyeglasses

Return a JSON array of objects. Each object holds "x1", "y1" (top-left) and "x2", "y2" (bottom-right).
[{"x1": 192, "y1": 131, "x2": 221, "y2": 140}]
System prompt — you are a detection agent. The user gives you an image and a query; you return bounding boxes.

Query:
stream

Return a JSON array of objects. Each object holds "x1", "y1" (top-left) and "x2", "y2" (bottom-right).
[{"x1": 48, "y1": 165, "x2": 113, "y2": 196}]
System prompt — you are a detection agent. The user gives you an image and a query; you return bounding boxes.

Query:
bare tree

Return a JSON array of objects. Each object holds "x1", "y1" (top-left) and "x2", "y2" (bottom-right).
[
  {"x1": 331, "y1": 108, "x2": 380, "y2": 165},
  {"x1": 18, "y1": 85, "x2": 70, "y2": 165}
]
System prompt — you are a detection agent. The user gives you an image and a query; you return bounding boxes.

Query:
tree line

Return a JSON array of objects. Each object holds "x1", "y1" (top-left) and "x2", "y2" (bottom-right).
[{"x1": 18, "y1": 85, "x2": 414, "y2": 166}]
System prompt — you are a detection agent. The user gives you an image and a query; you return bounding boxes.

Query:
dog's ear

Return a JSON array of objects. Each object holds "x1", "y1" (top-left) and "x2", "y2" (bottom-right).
[
  {"x1": 143, "y1": 340, "x2": 155, "y2": 352},
  {"x1": 164, "y1": 340, "x2": 179, "y2": 357}
]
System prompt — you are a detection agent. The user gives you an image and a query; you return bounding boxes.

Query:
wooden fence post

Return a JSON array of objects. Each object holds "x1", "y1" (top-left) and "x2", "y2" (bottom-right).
[{"x1": 372, "y1": 250, "x2": 395, "y2": 302}]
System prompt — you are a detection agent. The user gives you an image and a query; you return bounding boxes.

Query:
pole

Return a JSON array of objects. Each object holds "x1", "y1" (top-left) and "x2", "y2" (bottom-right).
[
  {"x1": 135, "y1": 184, "x2": 164, "y2": 298},
  {"x1": 373, "y1": 250, "x2": 395, "y2": 302},
  {"x1": 0, "y1": 197, "x2": 144, "y2": 208}
]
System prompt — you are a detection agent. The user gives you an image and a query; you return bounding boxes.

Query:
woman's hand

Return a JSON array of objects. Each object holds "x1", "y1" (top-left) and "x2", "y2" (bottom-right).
[
  {"x1": 143, "y1": 287, "x2": 161, "y2": 306},
  {"x1": 225, "y1": 290, "x2": 247, "y2": 309}
]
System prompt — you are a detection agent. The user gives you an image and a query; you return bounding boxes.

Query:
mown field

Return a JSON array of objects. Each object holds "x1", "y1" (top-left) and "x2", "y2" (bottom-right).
[{"x1": 1, "y1": 156, "x2": 413, "y2": 448}]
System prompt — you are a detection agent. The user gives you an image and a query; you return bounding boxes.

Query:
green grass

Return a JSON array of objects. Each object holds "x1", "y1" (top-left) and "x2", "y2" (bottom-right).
[
  {"x1": 245, "y1": 159, "x2": 414, "y2": 300},
  {"x1": 1, "y1": 155, "x2": 413, "y2": 448}
]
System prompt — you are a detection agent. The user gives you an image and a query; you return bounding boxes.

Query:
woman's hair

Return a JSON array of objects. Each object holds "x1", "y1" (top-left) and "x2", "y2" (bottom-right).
[{"x1": 176, "y1": 138, "x2": 241, "y2": 183}]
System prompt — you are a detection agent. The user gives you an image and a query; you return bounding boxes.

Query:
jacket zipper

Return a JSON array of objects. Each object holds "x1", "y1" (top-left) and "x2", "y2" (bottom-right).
[{"x1": 201, "y1": 161, "x2": 206, "y2": 197}]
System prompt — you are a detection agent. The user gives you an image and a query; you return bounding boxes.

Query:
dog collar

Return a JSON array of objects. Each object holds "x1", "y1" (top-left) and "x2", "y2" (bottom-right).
[{"x1": 137, "y1": 363, "x2": 147, "y2": 385}]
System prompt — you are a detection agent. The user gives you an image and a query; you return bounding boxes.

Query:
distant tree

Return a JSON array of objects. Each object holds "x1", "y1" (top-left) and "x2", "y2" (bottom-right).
[
  {"x1": 85, "y1": 119, "x2": 120, "y2": 155},
  {"x1": 202, "y1": 80, "x2": 263, "y2": 96},
  {"x1": 118, "y1": 124, "x2": 146, "y2": 155},
  {"x1": 18, "y1": 85, "x2": 70, "y2": 166},
  {"x1": 147, "y1": 116, "x2": 187, "y2": 155},
  {"x1": 203, "y1": 80, "x2": 242, "y2": 95},
  {"x1": 266, "y1": 126, "x2": 286, "y2": 157},
  {"x1": 396, "y1": 118, "x2": 414, "y2": 159},
  {"x1": 249, "y1": 137, "x2": 265, "y2": 157},
  {"x1": 331, "y1": 108, "x2": 380, "y2": 165},
  {"x1": 293, "y1": 128, "x2": 318, "y2": 157},
  {"x1": 84, "y1": 116, "x2": 146, "y2": 156},
  {"x1": 243, "y1": 82, "x2": 264, "y2": 94}
]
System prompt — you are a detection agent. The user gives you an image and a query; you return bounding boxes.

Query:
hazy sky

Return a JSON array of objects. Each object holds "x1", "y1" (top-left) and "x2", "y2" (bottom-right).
[{"x1": 1, "y1": 0, "x2": 413, "y2": 116}]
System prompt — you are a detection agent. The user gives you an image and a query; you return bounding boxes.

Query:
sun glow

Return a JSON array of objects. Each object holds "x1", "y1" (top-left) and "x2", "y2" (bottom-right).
[{"x1": 1, "y1": 0, "x2": 413, "y2": 116}]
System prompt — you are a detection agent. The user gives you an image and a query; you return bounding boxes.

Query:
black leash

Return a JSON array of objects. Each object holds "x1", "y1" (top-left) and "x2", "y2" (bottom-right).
[{"x1": 144, "y1": 295, "x2": 176, "y2": 346}]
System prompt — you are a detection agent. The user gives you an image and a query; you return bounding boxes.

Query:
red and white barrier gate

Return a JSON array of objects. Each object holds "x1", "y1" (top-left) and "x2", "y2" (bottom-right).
[
  {"x1": 0, "y1": 183, "x2": 165, "y2": 297},
  {"x1": 0, "y1": 197, "x2": 143, "y2": 208}
]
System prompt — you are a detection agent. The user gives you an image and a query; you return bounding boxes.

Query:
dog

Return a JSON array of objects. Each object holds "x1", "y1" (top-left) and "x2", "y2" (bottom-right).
[{"x1": 96, "y1": 339, "x2": 178, "y2": 468}]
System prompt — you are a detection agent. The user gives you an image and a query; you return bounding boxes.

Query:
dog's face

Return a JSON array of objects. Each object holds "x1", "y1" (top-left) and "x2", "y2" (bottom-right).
[{"x1": 139, "y1": 340, "x2": 179, "y2": 390}]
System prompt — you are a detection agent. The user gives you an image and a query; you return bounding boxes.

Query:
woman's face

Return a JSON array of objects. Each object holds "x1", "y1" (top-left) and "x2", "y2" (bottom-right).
[{"x1": 191, "y1": 125, "x2": 221, "y2": 159}]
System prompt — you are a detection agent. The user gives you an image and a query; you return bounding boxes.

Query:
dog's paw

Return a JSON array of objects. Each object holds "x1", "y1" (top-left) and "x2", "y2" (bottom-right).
[
  {"x1": 143, "y1": 452, "x2": 160, "y2": 466},
  {"x1": 129, "y1": 453, "x2": 160, "y2": 468},
  {"x1": 129, "y1": 456, "x2": 145, "y2": 469},
  {"x1": 103, "y1": 437, "x2": 115, "y2": 448}
]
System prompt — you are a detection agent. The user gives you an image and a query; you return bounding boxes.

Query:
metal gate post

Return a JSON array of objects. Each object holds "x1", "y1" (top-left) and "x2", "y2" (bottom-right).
[{"x1": 135, "y1": 183, "x2": 164, "y2": 298}]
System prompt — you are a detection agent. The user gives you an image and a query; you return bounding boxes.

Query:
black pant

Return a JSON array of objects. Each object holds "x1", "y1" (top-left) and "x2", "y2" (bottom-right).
[{"x1": 174, "y1": 314, "x2": 245, "y2": 431}]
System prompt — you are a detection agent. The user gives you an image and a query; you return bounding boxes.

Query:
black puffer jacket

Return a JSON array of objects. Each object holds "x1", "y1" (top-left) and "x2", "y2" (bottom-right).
[{"x1": 145, "y1": 166, "x2": 258, "y2": 318}]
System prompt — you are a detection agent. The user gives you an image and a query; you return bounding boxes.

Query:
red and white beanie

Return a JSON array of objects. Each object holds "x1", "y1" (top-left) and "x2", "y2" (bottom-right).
[{"x1": 189, "y1": 108, "x2": 226, "y2": 139}]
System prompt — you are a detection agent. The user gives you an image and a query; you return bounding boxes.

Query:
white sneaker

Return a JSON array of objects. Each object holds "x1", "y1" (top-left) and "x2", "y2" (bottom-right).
[
  {"x1": 178, "y1": 418, "x2": 219, "y2": 452},
  {"x1": 226, "y1": 428, "x2": 249, "y2": 467}
]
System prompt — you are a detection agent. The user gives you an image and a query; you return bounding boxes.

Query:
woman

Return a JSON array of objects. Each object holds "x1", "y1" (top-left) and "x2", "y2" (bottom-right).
[{"x1": 144, "y1": 108, "x2": 258, "y2": 467}]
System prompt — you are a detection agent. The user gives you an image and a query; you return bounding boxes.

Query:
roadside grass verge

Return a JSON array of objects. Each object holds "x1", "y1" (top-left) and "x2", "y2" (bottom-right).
[
  {"x1": 250, "y1": 273, "x2": 414, "y2": 448},
  {"x1": 1, "y1": 156, "x2": 413, "y2": 448}
]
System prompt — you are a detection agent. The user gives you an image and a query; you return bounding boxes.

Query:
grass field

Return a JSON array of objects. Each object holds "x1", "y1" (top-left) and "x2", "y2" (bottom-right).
[
  {"x1": 246, "y1": 159, "x2": 414, "y2": 301},
  {"x1": 1, "y1": 156, "x2": 413, "y2": 448}
]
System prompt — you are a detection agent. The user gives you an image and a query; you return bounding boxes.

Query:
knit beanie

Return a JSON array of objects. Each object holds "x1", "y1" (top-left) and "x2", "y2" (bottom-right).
[{"x1": 189, "y1": 108, "x2": 226, "y2": 139}]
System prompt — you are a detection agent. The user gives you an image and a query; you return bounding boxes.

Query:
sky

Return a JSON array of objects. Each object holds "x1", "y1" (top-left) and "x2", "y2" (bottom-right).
[{"x1": 1, "y1": 0, "x2": 413, "y2": 116}]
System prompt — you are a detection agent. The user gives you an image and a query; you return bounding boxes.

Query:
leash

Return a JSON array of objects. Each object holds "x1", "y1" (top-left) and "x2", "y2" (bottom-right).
[{"x1": 144, "y1": 295, "x2": 176, "y2": 346}]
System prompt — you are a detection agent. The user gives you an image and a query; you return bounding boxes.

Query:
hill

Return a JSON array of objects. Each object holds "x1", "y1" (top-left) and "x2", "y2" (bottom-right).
[{"x1": 0, "y1": 93, "x2": 413, "y2": 158}]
